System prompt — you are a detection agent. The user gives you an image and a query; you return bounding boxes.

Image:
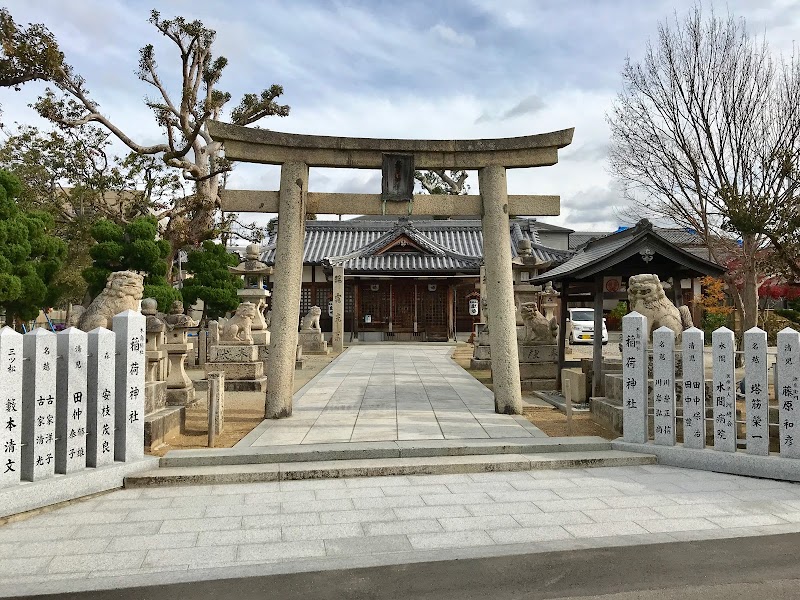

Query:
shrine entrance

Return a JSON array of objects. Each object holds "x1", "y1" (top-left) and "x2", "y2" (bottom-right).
[{"x1": 208, "y1": 121, "x2": 574, "y2": 418}]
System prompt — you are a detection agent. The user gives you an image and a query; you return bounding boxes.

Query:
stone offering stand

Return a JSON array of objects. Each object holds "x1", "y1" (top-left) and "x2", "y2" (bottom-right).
[{"x1": 0, "y1": 311, "x2": 158, "y2": 517}]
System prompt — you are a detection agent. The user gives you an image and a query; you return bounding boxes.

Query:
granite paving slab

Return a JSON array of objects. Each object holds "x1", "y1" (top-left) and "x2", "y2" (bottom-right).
[
  {"x1": 4, "y1": 465, "x2": 800, "y2": 597},
  {"x1": 241, "y1": 345, "x2": 544, "y2": 446}
]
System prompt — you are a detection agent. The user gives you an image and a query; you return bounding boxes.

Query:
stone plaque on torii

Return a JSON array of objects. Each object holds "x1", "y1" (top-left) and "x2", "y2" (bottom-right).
[{"x1": 207, "y1": 121, "x2": 574, "y2": 419}]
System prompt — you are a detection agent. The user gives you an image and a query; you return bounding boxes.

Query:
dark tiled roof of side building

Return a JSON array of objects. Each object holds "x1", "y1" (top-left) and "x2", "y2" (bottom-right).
[{"x1": 569, "y1": 227, "x2": 705, "y2": 250}]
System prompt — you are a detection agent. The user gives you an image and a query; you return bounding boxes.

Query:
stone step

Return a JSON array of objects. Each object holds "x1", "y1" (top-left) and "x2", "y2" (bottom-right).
[
  {"x1": 124, "y1": 450, "x2": 656, "y2": 488},
  {"x1": 158, "y1": 436, "x2": 614, "y2": 468}
]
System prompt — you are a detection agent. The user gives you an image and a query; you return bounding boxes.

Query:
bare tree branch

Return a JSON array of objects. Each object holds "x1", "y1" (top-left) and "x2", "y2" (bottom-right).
[{"x1": 608, "y1": 4, "x2": 800, "y2": 331}]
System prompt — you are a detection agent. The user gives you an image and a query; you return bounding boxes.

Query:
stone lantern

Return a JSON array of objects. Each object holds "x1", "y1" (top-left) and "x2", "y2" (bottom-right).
[
  {"x1": 163, "y1": 300, "x2": 198, "y2": 405},
  {"x1": 142, "y1": 298, "x2": 167, "y2": 383},
  {"x1": 540, "y1": 281, "x2": 560, "y2": 323}
]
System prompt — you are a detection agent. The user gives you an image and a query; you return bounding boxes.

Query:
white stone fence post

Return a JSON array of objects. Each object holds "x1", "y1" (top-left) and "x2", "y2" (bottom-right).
[
  {"x1": 0, "y1": 310, "x2": 151, "y2": 513},
  {"x1": 614, "y1": 323, "x2": 800, "y2": 480}
]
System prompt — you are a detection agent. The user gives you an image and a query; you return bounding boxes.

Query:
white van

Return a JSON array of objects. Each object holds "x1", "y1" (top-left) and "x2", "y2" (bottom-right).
[{"x1": 566, "y1": 308, "x2": 608, "y2": 345}]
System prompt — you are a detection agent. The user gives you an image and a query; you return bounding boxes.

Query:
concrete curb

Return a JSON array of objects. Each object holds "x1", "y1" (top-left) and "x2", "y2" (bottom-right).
[
  {"x1": 161, "y1": 436, "x2": 614, "y2": 467},
  {"x1": 127, "y1": 450, "x2": 656, "y2": 487},
  {"x1": 612, "y1": 439, "x2": 800, "y2": 482},
  {"x1": 0, "y1": 456, "x2": 160, "y2": 518}
]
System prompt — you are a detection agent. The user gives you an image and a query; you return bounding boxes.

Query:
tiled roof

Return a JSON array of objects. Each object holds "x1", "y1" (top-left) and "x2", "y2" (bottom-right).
[
  {"x1": 532, "y1": 219, "x2": 724, "y2": 283},
  {"x1": 569, "y1": 227, "x2": 705, "y2": 250},
  {"x1": 261, "y1": 217, "x2": 572, "y2": 273}
]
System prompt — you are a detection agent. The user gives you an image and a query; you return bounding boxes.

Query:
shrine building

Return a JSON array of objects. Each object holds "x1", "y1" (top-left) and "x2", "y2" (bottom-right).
[{"x1": 260, "y1": 216, "x2": 572, "y2": 342}]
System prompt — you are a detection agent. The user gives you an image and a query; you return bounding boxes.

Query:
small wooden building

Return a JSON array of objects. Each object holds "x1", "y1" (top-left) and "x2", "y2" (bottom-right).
[{"x1": 529, "y1": 219, "x2": 725, "y2": 394}]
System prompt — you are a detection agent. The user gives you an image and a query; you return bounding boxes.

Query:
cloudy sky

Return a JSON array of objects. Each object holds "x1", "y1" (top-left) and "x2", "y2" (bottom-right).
[{"x1": 2, "y1": 0, "x2": 798, "y2": 231}]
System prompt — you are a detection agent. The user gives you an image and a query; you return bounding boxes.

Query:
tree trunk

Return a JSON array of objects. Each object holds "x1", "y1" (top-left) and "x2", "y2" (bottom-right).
[
  {"x1": 724, "y1": 274, "x2": 744, "y2": 336},
  {"x1": 741, "y1": 234, "x2": 760, "y2": 333}
]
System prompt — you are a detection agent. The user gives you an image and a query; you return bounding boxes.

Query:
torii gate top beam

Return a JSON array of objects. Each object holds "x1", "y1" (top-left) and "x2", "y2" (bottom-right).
[{"x1": 207, "y1": 120, "x2": 574, "y2": 169}]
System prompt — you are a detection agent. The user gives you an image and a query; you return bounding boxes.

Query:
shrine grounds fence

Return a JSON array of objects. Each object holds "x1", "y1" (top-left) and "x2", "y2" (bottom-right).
[
  {"x1": 612, "y1": 311, "x2": 800, "y2": 481},
  {"x1": 0, "y1": 310, "x2": 159, "y2": 518}
]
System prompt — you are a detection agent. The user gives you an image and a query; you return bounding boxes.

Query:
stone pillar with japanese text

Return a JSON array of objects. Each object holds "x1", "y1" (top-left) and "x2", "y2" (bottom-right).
[
  {"x1": 777, "y1": 327, "x2": 800, "y2": 458},
  {"x1": 744, "y1": 327, "x2": 769, "y2": 456},
  {"x1": 21, "y1": 329, "x2": 57, "y2": 481},
  {"x1": 332, "y1": 266, "x2": 345, "y2": 353},
  {"x1": 87, "y1": 327, "x2": 116, "y2": 467},
  {"x1": 55, "y1": 328, "x2": 88, "y2": 474},
  {"x1": 652, "y1": 326, "x2": 676, "y2": 446},
  {"x1": 113, "y1": 310, "x2": 146, "y2": 461},
  {"x1": 712, "y1": 327, "x2": 736, "y2": 452},
  {"x1": 622, "y1": 312, "x2": 648, "y2": 443},
  {"x1": 681, "y1": 327, "x2": 705, "y2": 449},
  {"x1": 0, "y1": 328, "x2": 23, "y2": 486}
]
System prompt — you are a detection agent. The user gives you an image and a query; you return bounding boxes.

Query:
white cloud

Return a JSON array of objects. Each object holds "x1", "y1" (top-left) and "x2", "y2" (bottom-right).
[
  {"x1": 4, "y1": 0, "x2": 800, "y2": 236},
  {"x1": 430, "y1": 24, "x2": 475, "y2": 48}
]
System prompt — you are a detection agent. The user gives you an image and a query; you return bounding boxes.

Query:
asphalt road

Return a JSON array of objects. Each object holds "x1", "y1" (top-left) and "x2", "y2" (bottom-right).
[{"x1": 16, "y1": 533, "x2": 800, "y2": 600}]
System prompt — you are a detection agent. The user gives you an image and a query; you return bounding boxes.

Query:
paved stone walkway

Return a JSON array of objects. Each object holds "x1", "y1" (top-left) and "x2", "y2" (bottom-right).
[
  {"x1": 240, "y1": 345, "x2": 543, "y2": 446},
  {"x1": 3, "y1": 465, "x2": 800, "y2": 596}
]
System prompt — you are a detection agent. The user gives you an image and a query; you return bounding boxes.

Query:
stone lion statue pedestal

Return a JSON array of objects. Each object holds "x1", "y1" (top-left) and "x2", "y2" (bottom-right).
[
  {"x1": 203, "y1": 302, "x2": 268, "y2": 392},
  {"x1": 517, "y1": 302, "x2": 559, "y2": 391},
  {"x1": 298, "y1": 306, "x2": 330, "y2": 355},
  {"x1": 470, "y1": 323, "x2": 491, "y2": 370}
]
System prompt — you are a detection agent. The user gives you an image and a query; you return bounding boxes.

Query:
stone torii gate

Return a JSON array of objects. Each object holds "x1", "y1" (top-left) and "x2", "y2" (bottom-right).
[{"x1": 207, "y1": 121, "x2": 573, "y2": 419}]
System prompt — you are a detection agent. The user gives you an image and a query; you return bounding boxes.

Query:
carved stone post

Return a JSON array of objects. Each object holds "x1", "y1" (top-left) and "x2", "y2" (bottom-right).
[
  {"x1": 332, "y1": 266, "x2": 345, "y2": 353},
  {"x1": 266, "y1": 161, "x2": 309, "y2": 418}
]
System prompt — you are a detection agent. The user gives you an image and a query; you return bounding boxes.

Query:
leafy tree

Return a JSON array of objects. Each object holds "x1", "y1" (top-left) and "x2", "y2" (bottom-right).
[
  {"x1": 607, "y1": 5, "x2": 800, "y2": 333},
  {"x1": 0, "y1": 8, "x2": 69, "y2": 124},
  {"x1": 0, "y1": 124, "x2": 180, "y2": 303},
  {"x1": 83, "y1": 216, "x2": 180, "y2": 311},
  {"x1": 695, "y1": 276, "x2": 733, "y2": 336},
  {"x1": 181, "y1": 241, "x2": 241, "y2": 321},
  {"x1": 33, "y1": 9, "x2": 290, "y2": 260},
  {"x1": 0, "y1": 169, "x2": 66, "y2": 325}
]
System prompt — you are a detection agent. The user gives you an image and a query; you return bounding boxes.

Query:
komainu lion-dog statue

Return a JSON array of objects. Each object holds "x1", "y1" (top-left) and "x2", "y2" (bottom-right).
[
  {"x1": 628, "y1": 274, "x2": 693, "y2": 340},
  {"x1": 300, "y1": 306, "x2": 322, "y2": 332},
  {"x1": 77, "y1": 271, "x2": 144, "y2": 331},
  {"x1": 519, "y1": 302, "x2": 559, "y2": 345},
  {"x1": 219, "y1": 302, "x2": 258, "y2": 345}
]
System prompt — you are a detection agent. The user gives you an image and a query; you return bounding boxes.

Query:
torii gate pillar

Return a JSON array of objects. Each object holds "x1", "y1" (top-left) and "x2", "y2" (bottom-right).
[
  {"x1": 480, "y1": 165, "x2": 522, "y2": 414},
  {"x1": 265, "y1": 161, "x2": 308, "y2": 418}
]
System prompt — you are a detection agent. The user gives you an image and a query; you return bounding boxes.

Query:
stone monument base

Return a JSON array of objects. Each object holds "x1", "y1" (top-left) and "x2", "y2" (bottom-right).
[
  {"x1": 144, "y1": 405, "x2": 185, "y2": 450},
  {"x1": 203, "y1": 361, "x2": 268, "y2": 392},
  {"x1": 208, "y1": 344, "x2": 260, "y2": 363},
  {"x1": 519, "y1": 343, "x2": 558, "y2": 391},
  {"x1": 470, "y1": 358, "x2": 492, "y2": 370},
  {"x1": 252, "y1": 330, "x2": 270, "y2": 345},
  {"x1": 473, "y1": 345, "x2": 491, "y2": 361},
  {"x1": 521, "y1": 379, "x2": 559, "y2": 391},
  {"x1": 298, "y1": 330, "x2": 329, "y2": 355},
  {"x1": 166, "y1": 387, "x2": 196, "y2": 406},
  {"x1": 145, "y1": 380, "x2": 167, "y2": 415}
]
